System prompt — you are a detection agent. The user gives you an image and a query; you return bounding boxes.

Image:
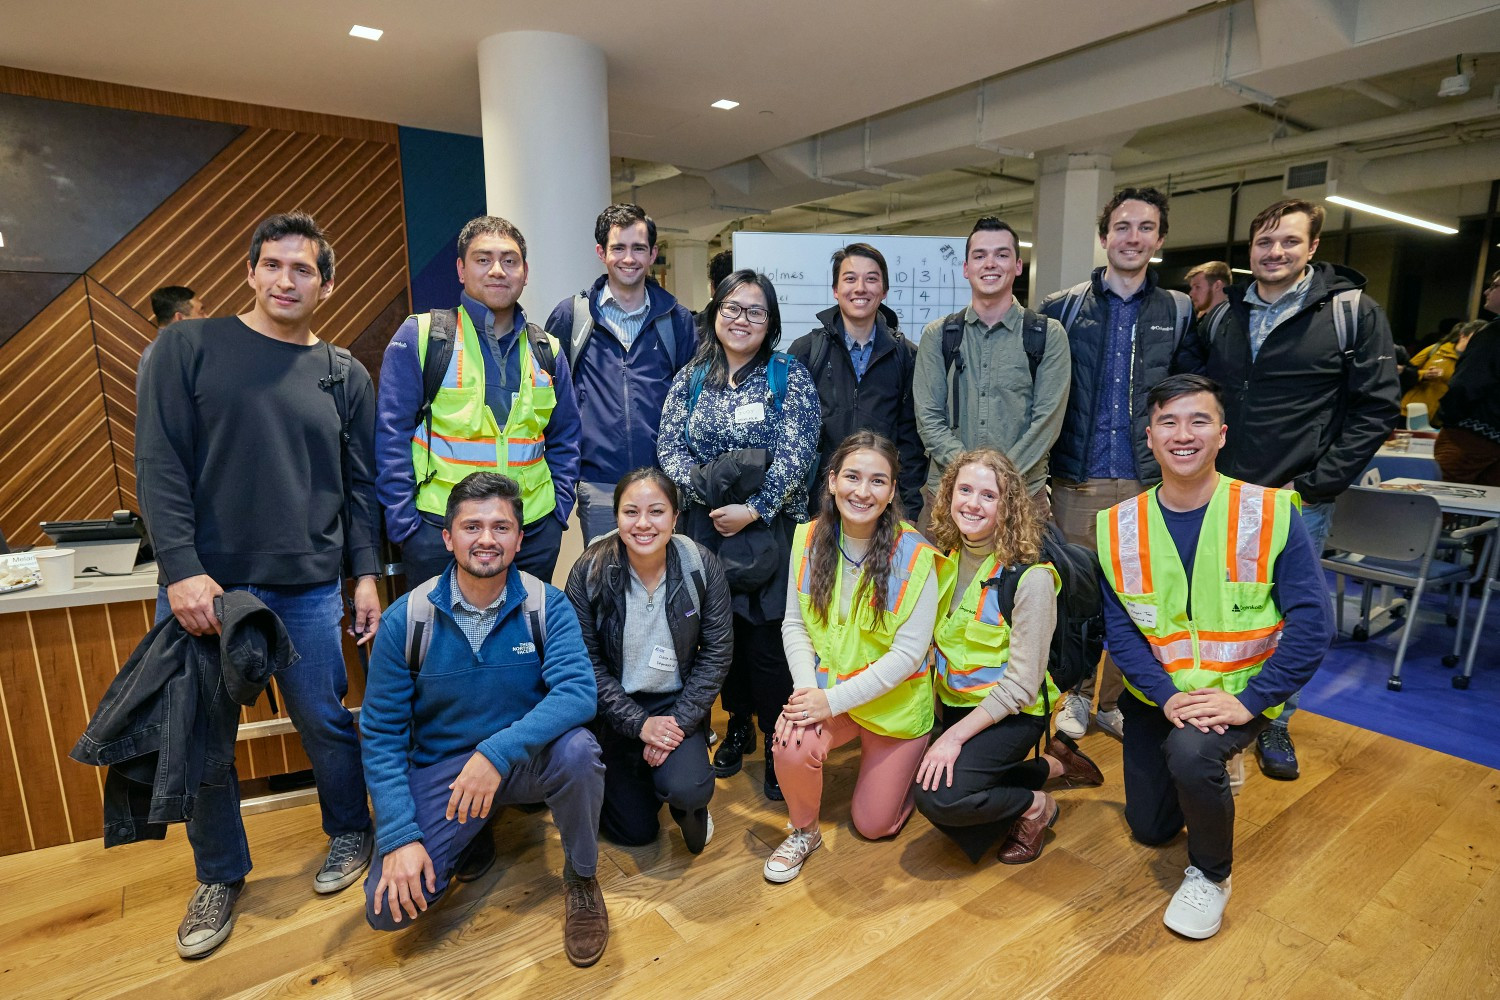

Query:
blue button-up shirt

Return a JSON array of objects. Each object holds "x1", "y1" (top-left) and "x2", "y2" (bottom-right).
[
  {"x1": 596, "y1": 284, "x2": 652, "y2": 351},
  {"x1": 1086, "y1": 285, "x2": 1146, "y2": 479},
  {"x1": 837, "y1": 316, "x2": 875, "y2": 382},
  {"x1": 1244, "y1": 268, "x2": 1315, "y2": 360}
]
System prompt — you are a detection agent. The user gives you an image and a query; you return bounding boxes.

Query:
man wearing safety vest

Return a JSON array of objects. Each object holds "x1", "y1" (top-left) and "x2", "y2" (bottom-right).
[
  {"x1": 377, "y1": 216, "x2": 582, "y2": 586},
  {"x1": 1096, "y1": 373, "x2": 1331, "y2": 940}
]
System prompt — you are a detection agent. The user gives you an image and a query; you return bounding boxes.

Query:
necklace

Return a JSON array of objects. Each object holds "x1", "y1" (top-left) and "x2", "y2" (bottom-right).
[{"x1": 838, "y1": 533, "x2": 871, "y2": 569}]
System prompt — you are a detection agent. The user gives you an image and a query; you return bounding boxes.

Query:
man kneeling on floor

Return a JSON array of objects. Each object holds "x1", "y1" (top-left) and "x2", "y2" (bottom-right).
[
  {"x1": 359, "y1": 471, "x2": 609, "y2": 966},
  {"x1": 1096, "y1": 374, "x2": 1331, "y2": 939}
]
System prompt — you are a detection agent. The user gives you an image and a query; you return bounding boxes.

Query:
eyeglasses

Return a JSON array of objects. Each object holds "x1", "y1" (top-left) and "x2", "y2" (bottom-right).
[{"x1": 718, "y1": 301, "x2": 769, "y2": 324}]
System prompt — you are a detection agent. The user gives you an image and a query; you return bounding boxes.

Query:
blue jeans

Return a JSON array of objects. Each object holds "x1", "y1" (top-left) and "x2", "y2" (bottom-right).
[
  {"x1": 1273, "y1": 499, "x2": 1334, "y2": 729},
  {"x1": 155, "y1": 580, "x2": 370, "y2": 883},
  {"x1": 363, "y1": 727, "x2": 604, "y2": 931}
]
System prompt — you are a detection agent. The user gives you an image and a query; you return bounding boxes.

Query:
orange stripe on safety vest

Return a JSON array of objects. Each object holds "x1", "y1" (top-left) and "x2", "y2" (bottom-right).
[
  {"x1": 1226, "y1": 480, "x2": 1244, "y2": 581},
  {"x1": 1134, "y1": 493, "x2": 1153, "y2": 592},
  {"x1": 1257, "y1": 488, "x2": 1277, "y2": 583}
]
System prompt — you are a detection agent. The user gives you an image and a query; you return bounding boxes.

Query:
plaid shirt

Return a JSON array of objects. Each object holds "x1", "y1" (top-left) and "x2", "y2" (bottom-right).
[
  {"x1": 596, "y1": 285, "x2": 652, "y2": 351},
  {"x1": 447, "y1": 566, "x2": 506, "y2": 653}
]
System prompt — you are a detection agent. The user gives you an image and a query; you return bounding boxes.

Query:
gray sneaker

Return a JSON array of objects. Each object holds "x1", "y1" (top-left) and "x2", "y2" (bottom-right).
[
  {"x1": 176, "y1": 880, "x2": 242, "y2": 959},
  {"x1": 314, "y1": 830, "x2": 372, "y2": 894}
]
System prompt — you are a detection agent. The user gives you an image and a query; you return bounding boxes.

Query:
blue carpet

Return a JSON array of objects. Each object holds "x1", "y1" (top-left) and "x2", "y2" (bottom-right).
[{"x1": 1300, "y1": 582, "x2": 1500, "y2": 770}]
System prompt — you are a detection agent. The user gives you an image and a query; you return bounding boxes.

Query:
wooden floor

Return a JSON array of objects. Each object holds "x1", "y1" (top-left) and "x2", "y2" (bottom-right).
[{"x1": 3, "y1": 709, "x2": 1498, "y2": 1000}]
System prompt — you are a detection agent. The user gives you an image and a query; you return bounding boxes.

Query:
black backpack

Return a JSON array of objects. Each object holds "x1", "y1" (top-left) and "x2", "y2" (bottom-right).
[
  {"x1": 415, "y1": 308, "x2": 558, "y2": 491},
  {"x1": 938, "y1": 308, "x2": 1049, "y2": 428},
  {"x1": 984, "y1": 522, "x2": 1104, "y2": 723}
]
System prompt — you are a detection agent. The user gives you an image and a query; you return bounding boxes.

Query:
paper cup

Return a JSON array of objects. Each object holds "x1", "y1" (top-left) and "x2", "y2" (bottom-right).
[{"x1": 35, "y1": 548, "x2": 75, "y2": 593}]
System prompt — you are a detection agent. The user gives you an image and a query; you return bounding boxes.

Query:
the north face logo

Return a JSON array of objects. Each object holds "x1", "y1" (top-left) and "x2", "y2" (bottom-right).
[{"x1": 513, "y1": 641, "x2": 536, "y2": 655}]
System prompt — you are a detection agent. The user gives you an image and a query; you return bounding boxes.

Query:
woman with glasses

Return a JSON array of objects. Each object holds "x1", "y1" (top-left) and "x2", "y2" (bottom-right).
[
  {"x1": 658, "y1": 269, "x2": 821, "y2": 801},
  {"x1": 912, "y1": 448, "x2": 1102, "y2": 865},
  {"x1": 765, "y1": 431, "x2": 941, "y2": 883},
  {"x1": 564, "y1": 467, "x2": 734, "y2": 855}
]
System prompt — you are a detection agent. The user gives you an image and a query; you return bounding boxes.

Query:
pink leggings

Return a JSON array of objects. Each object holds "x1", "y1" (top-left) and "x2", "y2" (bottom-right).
[{"x1": 773, "y1": 713, "x2": 930, "y2": 838}]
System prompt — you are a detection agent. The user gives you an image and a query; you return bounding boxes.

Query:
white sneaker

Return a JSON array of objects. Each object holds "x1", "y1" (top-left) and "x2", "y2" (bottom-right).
[
  {"x1": 1227, "y1": 752, "x2": 1246, "y2": 797},
  {"x1": 1094, "y1": 707, "x2": 1124, "y2": 741},
  {"x1": 1163, "y1": 866, "x2": 1231, "y2": 939},
  {"x1": 703, "y1": 810, "x2": 715, "y2": 848},
  {"x1": 763, "y1": 827, "x2": 822, "y2": 884},
  {"x1": 1056, "y1": 693, "x2": 1090, "y2": 740}
]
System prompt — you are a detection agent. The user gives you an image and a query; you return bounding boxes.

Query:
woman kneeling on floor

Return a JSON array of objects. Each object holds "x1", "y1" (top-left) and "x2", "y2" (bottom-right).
[
  {"x1": 565, "y1": 468, "x2": 734, "y2": 854},
  {"x1": 913, "y1": 448, "x2": 1103, "y2": 864},
  {"x1": 765, "y1": 431, "x2": 941, "y2": 883}
]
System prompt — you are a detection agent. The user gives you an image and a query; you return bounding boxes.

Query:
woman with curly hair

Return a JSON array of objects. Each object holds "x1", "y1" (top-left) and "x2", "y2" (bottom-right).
[
  {"x1": 913, "y1": 448, "x2": 1102, "y2": 865},
  {"x1": 765, "y1": 431, "x2": 942, "y2": 883}
]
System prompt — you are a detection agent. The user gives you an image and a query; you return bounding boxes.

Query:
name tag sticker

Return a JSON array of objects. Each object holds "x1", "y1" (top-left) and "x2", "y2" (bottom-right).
[
  {"x1": 733, "y1": 401, "x2": 766, "y2": 424},
  {"x1": 1125, "y1": 601, "x2": 1157, "y2": 629},
  {"x1": 648, "y1": 645, "x2": 678, "y2": 672}
]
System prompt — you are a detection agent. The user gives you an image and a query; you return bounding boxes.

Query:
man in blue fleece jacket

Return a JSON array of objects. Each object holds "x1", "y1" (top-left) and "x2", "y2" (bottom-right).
[{"x1": 359, "y1": 472, "x2": 609, "y2": 966}]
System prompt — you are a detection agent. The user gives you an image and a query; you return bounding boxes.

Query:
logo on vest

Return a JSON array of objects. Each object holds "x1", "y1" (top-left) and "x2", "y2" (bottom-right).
[
  {"x1": 513, "y1": 641, "x2": 536, "y2": 655},
  {"x1": 1231, "y1": 601, "x2": 1267, "y2": 613}
]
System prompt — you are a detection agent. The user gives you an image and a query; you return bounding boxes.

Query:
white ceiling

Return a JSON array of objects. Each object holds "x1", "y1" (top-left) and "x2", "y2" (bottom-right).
[{"x1": 0, "y1": 0, "x2": 1199, "y2": 170}]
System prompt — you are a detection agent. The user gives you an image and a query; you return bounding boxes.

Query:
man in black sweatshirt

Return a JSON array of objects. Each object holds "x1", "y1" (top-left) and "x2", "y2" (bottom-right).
[{"x1": 135, "y1": 211, "x2": 382, "y2": 960}]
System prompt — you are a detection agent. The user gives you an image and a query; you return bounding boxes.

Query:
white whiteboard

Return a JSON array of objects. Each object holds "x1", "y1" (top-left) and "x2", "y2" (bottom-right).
[{"x1": 731, "y1": 232, "x2": 968, "y2": 344}]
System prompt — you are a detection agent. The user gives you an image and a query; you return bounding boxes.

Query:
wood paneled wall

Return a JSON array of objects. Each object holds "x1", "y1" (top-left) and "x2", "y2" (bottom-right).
[{"x1": 0, "y1": 122, "x2": 410, "y2": 546}]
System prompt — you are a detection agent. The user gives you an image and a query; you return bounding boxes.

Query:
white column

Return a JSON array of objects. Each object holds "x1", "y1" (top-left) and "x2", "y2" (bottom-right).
[
  {"x1": 1029, "y1": 153, "x2": 1114, "y2": 301},
  {"x1": 667, "y1": 239, "x2": 710, "y2": 312},
  {"x1": 477, "y1": 31, "x2": 611, "y2": 320}
]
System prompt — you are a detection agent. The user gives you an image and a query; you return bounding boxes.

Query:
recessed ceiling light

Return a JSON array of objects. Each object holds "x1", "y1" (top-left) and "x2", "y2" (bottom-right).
[
  {"x1": 1150, "y1": 256, "x2": 1163, "y2": 263},
  {"x1": 711, "y1": 99, "x2": 740, "y2": 110},
  {"x1": 349, "y1": 25, "x2": 383, "y2": 41},
  {"x1": 1326, "y1": 195, "x2": 1458, "y2": 235},
  {"x1": 1232, "y1": 267, "x2": 1253, "y2": 275},
  {"x1": 1018, "y1": 241, "x2": 1034, "y2": 248}
]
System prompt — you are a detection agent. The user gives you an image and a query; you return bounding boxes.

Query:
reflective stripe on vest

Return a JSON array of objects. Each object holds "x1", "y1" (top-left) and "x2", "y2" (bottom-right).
[
  {"x1": 793, "y1": 521, "x2": 939, "y2": 739},
  {"x1": 411, "y1": 307, "x2": 558, "y2": 521},
  {"x1": 933, "y1": 554, "x2": 1060, "y2": 714},
  {"x1": 1096, "y1": 475, "x2": 1293, "y2": 717}
]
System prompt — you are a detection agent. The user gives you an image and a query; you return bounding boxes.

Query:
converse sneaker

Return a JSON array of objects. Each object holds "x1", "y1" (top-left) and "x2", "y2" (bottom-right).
[
  {"x1": 1163, "y1": 866, "x2": 1231, "y2": 939},
  {"x1": 1094, "y1": 707, "x2": 1125, "y2": 741},
  {"x1": 1055, "y1": 693, "x2": 1090, "y2": 740},
  {"x1": 176, "y1": 879, "x2": 243, "y2": 959},
  {"x1": 314, "y1": 830, "x2": 372, "y2": 894},
  {"x1": 763, "y1": 827, "x2": 822, "y2": 883}
]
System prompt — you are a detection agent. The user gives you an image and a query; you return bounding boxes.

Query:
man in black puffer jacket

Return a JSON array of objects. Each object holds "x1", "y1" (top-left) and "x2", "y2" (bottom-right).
[{"x1": 788, "y1": 243, "x2": 926, "y2": 518}]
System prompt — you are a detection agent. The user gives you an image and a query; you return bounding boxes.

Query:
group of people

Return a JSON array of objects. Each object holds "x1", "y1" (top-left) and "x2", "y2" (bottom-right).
[{"x1": 109, "y1": 181, "x2": 1485, "y2": 966}]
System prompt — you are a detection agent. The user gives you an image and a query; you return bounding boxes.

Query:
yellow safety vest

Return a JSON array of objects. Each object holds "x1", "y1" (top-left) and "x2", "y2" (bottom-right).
[
  {"x1": 1096, "y1": 475, "x2": 1293, "y2": 718},
  {"x1": 410, "y1": 307, "x2": 559, "y2": 523},
  {"x1": 933, "y1": 552, "x2": 1061, "y2": 715},
  {"x1": 792, "y1": 520, "x2": 940, "y2": 739}
]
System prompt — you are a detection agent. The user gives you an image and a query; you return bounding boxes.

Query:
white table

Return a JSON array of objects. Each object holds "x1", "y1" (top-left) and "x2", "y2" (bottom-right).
[{"x1": 0, "y1": 556, "x2": 157, "y2": 614}]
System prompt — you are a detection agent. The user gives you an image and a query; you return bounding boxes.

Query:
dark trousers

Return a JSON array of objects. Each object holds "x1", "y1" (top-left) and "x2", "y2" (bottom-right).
[
  {"x1": 912, "y1": 704, "x2": 1049, "y2": 863},
  {"x1": 364, "y1": 727, "x2": 604, "y2": 931},
  {"x1": 721, "y1": 615, "x2": 793, "y2": 736},
  {"x1": 400, "y1": 511, "x2": 565, "y2": 590},
  {"x1": 597, "y1": 692, "x2": 715, "y2": 850},
  {"x1": 1119, "y1": 694, "x2": 1267, "y2": 883}
]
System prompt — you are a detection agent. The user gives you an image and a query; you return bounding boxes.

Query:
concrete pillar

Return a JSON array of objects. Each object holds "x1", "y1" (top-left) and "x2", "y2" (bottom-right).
[
  {"x1": 1029, "y1": 153, "x2": 1114, "y2": 301},
  {"x1": 667, "y1": 239, "x2": 710, "y2": 312},
  {"x1": 477, "y1": 31, "x2": 611, "y2": 319}
]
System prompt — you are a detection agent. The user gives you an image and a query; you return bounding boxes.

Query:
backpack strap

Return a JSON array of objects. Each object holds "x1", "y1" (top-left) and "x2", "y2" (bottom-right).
[
  {"x1": 1021, "y1": 308, "x2": 1048, "y2": 382},
  {"x1": 417, "y1": 309, "x2": 459, "y2": 491},
  {"x1": 1329, "y1": 289, "x2": 1362, "y2": 365},
  {"x1": 1167, "y1": 289, "x2": 1193, "y2": 352},
  {"x1": 567, "y1": 293, "x2": 593, "y2": 371},
  {"x1": 1058, "y1": 280, "x2": 1091, "y2": 333},
  {"x1": 940, "y1": 311, "x2": 967, "y2": 429},
  {"x1": 323, "y1": 344, "x2": 356, "y2": 578},
  {"x1": 653, "y1": 311, "x2": 677, "y2": 365},
  {"x1": 808, "y1": 328, "x2": 832, "y2": 384},
  {"x1": 404, "y1": 576, "x2": 442, "y2": 678},
  {"x1": 1204, "y1": 299, "x2": 1232, "y2": 347},
  {"x1": 766, "y1": 352, "x2": 791, "y2": 413},
  {"x1": 691, "y1": 569, "x2": 707, "y2": 617},
  {"x1": 524, "y1": 323, "x2": 558, "y2": 378},
  {"x1": 520, "y1": 571, "x2": 548, "y2": 662}
]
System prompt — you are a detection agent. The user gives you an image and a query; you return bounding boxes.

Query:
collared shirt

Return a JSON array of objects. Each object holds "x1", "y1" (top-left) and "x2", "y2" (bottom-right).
[
  {"x1": 1086, "y1": 283, "x2": 1147, "y2": 479},
  {"x1": 1244, "y1": 268, "x2": 1314, "y2": 360},
  {"x1": 838, "y1": 316, "x2": 876, "y2": 382},
  {"x1": 596, "y1": 284, "x2": 652, "y2": 351},
  {"x1": 459, "y1": 289, "x2": 527, "y2": 426},
  {"x1": 447, "y1": 565, "x2": 507, "y2": 653}
]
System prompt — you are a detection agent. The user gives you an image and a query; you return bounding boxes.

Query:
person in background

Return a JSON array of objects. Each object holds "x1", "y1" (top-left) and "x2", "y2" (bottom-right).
[
  {"x1": 913, "y1": 448, "x2": 1103, "y2": 866},
  {"x1": 708, "y1": 250, "x2": 734, "y2": 302},
  {"x1": 544, "y1": 205, "x2": 697, "y2": 544},
  {"x1": 1435, "y1": 271, "x2": 1500, "y2": 486},
  {"x1": 1177, "y1": 197, "x2": 1397, "y2": 782},
  {"x1": 376, "y1": 216, "x2": 581, "y2": 586},
  {"x1": 1185, "y1": 261, "x2": 1231, "y2": 319},
  {"x1": 137, "y1": 285, "x2": 207, "y2": 391},
  {"x1": 565, "y1": 467, "x2": 733, "y2": 855},
  {"x1": 788, "y1": 242, "x2": 925, "y2": 518},
  {"x1": 657, "y1": 269, "x2": 820, "y2": 800},
  {"x1": 1097, "y1": 373, "x2": 1331, "y2": 940},
  {"x1": 767, "y1": 432, "x2": 939, "y2": 883},
  {"x1": 1404, "y1": 319, "x2": 1484, "y2": 426},
  {"x1": 136, "y1": 212, "x2": 380, "y2": 959}
]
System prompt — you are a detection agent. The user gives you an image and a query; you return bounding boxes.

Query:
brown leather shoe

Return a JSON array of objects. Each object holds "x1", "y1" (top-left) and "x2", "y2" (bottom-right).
[
  {"x1": 998, "y1": 793, "x2": 1059, "y2": 865},
  {"x1": 562, "y1": 865, "x2": 609, "y2": 967},
  {"x1": 1046, "y1": 730, "x2": 1104, "y2": 789}
]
